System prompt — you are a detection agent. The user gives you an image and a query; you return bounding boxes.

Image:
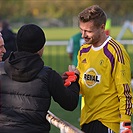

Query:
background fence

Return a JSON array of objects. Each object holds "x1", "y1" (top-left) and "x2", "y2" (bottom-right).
[
  {"x1": 43, "y1": 40, "x2": 133, "y2": 77},
  {"x1": 43, "y1": 41, "x2": 71, "y2": 74}
]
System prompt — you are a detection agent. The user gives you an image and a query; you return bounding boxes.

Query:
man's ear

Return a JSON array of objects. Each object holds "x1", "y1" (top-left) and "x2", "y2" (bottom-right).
[
  {"x1": 37, "y1": 46, "x2": 44, "y2": 57},
  {"x1": 101, "y1": 23, "x2": 105, "y2": 30}
]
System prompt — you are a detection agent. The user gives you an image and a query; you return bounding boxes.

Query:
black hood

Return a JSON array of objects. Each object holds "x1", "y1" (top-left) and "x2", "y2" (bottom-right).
[{"x1": 4, "y1": 51, "x2": 44, "y2": 82}]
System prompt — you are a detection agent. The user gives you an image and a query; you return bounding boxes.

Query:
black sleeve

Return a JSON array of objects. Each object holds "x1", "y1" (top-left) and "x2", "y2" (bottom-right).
[{"x1": 48, "y1": 70, "x2": 80, "y2": 111}]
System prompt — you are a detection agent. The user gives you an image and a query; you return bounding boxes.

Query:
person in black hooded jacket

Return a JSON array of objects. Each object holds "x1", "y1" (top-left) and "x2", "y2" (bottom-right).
[
  {"x1": 0, "y1": 24, "x2": 80, "y2": 133},
  {"x1": 0, "y1": 20, "x2": 17, "y2": 61}
]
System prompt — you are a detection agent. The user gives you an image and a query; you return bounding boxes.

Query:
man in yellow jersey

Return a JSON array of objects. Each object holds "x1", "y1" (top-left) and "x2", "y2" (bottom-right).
[{"x1": 74, "y1": 5, "x2": 132, "y2": 133}]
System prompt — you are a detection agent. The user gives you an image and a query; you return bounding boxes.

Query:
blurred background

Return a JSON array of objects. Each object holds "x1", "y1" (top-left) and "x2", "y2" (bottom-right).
[
  {"x1": 0, "y1": 0, "x2": 133, "y2": 28},
  {"x1": 0, "y1": 0, "x2": 133, "y2": 132}
]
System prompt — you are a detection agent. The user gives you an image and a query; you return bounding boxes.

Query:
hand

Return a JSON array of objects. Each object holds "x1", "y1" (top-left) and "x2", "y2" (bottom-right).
[
  {"x1": 64, "y1": 71, "x2": 77, "y2": 87},
  {"x1": 120, "y1": 121, "x2": 132, "y2": 133},
  {"x1": 62, "y1": 72, "x2": 68, "y2": 82},
  {"x1": 68, "y1": 65, "x2": 80, "y2": 75}
]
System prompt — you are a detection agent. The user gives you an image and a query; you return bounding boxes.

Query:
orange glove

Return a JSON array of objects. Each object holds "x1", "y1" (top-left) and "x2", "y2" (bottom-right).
[
  {"x1": 120, "y1": 121, "x2": 132, "y2": 133},
  {"x1": 64, "y1": 71, "x2": 77, "y2": 87}
]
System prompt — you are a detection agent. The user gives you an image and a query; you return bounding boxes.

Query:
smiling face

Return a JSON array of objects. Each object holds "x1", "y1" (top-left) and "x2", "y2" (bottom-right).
[
  {"x1": 79, "y1": 20, "x2": 105, "y2": 47},
  {"x1": 78, "y1": 5, "x2": 107, "y2": 47},
  {"x1": 0, "y1": 33, "x2": 6, "y2": 61}
]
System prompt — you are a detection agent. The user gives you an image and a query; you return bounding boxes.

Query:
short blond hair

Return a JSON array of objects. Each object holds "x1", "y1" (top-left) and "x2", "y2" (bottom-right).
[{"x1": 78, "y1": 5, "x2": 107, "y2": 28}]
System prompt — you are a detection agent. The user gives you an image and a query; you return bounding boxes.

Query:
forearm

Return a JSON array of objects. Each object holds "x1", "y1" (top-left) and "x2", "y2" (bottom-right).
[
  {"x1": 50, "y1": 71, "x2": 80, "y2": 111},
  {"x1": 117, "y1": 84, "x2": 132, "y2": 122}
]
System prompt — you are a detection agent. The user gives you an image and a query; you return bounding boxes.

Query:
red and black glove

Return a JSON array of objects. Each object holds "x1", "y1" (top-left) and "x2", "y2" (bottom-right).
[{"x1": 62, "y1": 71, "x2": 77, "y2": 87}]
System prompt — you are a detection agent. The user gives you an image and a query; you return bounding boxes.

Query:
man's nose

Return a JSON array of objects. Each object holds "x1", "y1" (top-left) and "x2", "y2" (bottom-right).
[
  {"x1": 3, "y1": 47, "x2": 6, "y2": 53},
  {"x1": 82, "y1": 30, "x2": 87, "y2": 38}
]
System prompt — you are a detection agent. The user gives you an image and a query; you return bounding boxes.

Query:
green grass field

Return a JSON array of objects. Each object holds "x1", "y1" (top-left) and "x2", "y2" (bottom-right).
[
  {"x1": 43, "y1": 45, "x2": 71, "y2": 74},
  {"x1": 44, "y1": 26, "x2": 133, "y2": 40},
  {"x1": 14, "y1": 26, "x2": 133, "y2": 40}
]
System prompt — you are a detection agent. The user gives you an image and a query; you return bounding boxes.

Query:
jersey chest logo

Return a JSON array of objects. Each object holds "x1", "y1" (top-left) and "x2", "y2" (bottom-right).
[{"x1": 83, "y1": 68, "x2": 101, "y2": 88}]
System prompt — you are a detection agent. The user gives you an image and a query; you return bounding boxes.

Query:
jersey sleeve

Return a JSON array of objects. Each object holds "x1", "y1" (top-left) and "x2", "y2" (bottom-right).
[{"x1": 113, "y1": 45, "x2": 132, "y2": 122}]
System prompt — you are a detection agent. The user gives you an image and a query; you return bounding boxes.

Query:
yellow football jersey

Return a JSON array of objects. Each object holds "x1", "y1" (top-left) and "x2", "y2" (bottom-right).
[{"x1": 77, "y1": 36, "x2": 132, "y2": 133}]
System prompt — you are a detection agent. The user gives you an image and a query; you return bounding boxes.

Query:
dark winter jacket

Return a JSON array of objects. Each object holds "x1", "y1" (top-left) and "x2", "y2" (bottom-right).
[{"x1": 0, "y1": 51, "x2": 80, "y2": 133}]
